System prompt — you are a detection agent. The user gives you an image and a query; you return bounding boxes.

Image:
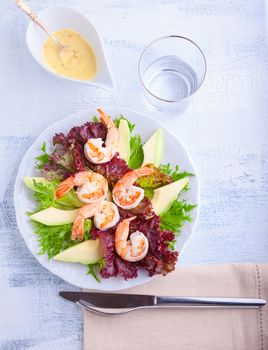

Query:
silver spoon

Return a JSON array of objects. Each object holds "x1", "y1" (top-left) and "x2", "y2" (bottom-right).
[{"x1": 16, "y1": 0, "x2": 72, "y2": 58}]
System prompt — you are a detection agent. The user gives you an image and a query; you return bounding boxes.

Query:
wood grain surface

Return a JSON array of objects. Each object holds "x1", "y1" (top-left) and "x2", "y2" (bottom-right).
[{"x1": 0, "y1": 0, "x2": 268, "y2": 348}]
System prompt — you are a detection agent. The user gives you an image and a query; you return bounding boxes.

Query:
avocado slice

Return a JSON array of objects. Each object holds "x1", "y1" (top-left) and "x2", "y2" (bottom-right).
[
  {"x1": 30, "y1": 207, "x2": 79, "y2": 226},
  {"x1": 142, "y1": 128, "x2": 164, "y2": 167},
  {"x1": 23, "y1": 176, "x2": 83, "y2": 208},
  {"x1": 54, "y1": 239, "x2": 103, "y2": 265},
  {"x1": 151, "y1": 177, "x2": 189, "y2": 215},
  {"x1": 117, "y1": 119, "x2": 131, "y2": 162}
]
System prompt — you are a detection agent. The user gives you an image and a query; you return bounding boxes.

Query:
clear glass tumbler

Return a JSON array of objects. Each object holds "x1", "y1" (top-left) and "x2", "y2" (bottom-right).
[{"x1": 138, "y1": 35, "x2": 207, "y2": 115}]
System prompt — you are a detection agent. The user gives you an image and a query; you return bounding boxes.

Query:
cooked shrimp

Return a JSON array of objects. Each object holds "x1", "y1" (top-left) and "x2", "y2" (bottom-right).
[
  {"x1": 84, "y1": 109, "x2": 119, "y2": 164},
  {"x1": 72, "y1": 202, "x2": 101, "y2": 240},
  {"x1": 94, "y1": 201, "x2": 120, "y2": 231},
  {"x1": 72, "y1": 201, "x2": 119, "y2": 240},
  {"x1": 115, "y1": 217, "x2": 149, "y2": 262},
  {"x1": 55, "y1": 171, "x2": 108, "y2": 204},
  {"x1": 112, "y1": 167, "x2": 154, "y2": 209}
]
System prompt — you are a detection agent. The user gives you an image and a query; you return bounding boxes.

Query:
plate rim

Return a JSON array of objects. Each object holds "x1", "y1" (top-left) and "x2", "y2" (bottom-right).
[{"x1": 14, "y1": 106, "x2": 200, "y2": 291}]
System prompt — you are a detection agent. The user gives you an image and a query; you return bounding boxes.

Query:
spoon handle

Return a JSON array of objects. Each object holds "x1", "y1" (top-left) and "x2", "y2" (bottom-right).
[
  {"x1": 16, "y1": 0, "x2": 38, "y2": 22},
  {"x1": 16, "y1": 0, "x2": 60, "y2": 48}
]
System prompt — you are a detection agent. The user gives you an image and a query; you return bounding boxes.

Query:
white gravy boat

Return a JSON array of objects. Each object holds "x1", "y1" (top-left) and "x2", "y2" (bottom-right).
[{"x1": 26, "y1": 6, "x2": 115, "y2": 90}]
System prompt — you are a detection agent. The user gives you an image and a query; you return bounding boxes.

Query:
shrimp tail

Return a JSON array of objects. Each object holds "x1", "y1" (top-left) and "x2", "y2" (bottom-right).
[
  {"x1": 72, "y1": 214, "x2": 84, "y2": 241},
  {"x1": 126, "y1": 216, "x2": 137, "y2": 223},
  {"x1": 72, "y1": 203, "x2": 101, "y2": 240},
  {"x1": 55, "y1": 176, "x2": 74, "y2": 199},
  {"x1": 135, "y1": 166, "x2": 154, "y2": 177},
  {"x1": 115, "y1": 216, "x2": 136, "y2": 245},
  {"x1": 97, "y1": 108, "x2": 115, "y2": 129}
]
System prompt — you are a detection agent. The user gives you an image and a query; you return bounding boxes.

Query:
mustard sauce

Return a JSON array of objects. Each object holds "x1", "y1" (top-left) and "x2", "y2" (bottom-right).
[{"x1": 43, "y1": 29, "x2": 97, "y2": 80}]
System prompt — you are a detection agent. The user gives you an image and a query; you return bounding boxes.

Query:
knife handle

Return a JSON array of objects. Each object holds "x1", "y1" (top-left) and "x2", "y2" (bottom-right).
[{"x1": 156, "y1": 296, "x2": 266, "y2": 308}]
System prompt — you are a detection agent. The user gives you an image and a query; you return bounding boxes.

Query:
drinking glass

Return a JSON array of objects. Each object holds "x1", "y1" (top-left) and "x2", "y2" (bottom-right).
[{"x1": 138, "y1": 35, "x2": 207, "y2": 115}]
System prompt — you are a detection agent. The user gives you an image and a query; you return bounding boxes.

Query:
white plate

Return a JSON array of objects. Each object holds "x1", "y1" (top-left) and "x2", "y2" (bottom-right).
[{"x1": 14, "y1": 107, "x2": 200, "y2": 291}]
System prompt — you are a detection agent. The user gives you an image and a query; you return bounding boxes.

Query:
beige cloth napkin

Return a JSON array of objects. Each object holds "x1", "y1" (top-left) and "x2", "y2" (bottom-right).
[{"x1": 84, "y1": 263, "x2": 268, "y2": 350}]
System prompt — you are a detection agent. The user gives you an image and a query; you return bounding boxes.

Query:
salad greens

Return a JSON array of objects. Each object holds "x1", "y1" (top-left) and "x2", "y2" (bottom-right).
[
  {"x1": 137, "y1": 165, "x2": 172, "y2": 199},
  {"x1": 35, "y1": 142, "x2": 50, "y2": 170},
  {"x1": 166, "y1": 239, "x2": 176, "y2": 252},
  {"x1": 87, "y1": 258, "x2": 105, "y2": 283},
  {"x1": 114, "y1": 115, "x2": 135, "y2": 133},
  {"x1": 129, "y1": 134, "x2": 143, "y2": 169},
  {"x1": 32, "y1": 179, "x2": 59, "y2": 210},
  {"x1": 160, "y1": 199, "x2": 196, "y2": 233},
  {"x1": 160, "y1": 163, "x2": 194, "y2": 181},
  {"x1": 31, "y1": 179, "x2": 82, "y2": 210},
  {"x1": 31, "y1": 220, "x2": 90, "y2": 258}
]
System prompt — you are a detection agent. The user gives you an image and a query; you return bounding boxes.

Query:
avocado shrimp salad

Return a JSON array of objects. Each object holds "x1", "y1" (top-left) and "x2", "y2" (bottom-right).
[{"x1": 24, "y1": 109, "x2": 195, "y2": 282}]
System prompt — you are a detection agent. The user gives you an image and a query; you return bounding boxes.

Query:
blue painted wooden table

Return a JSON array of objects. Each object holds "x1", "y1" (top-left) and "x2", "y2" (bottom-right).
[{"x1": 1, "y1": 0, "x2": 268, "y2": 348}]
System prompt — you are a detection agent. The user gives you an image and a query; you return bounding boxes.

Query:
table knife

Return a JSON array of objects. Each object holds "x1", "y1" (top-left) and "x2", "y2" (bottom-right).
[{"x1": 59, "y1": 292, "x2": 266, "y2": 316}]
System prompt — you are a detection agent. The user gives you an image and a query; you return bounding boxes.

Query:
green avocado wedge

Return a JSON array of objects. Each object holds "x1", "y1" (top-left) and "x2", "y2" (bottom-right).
[
  {"x1": 30, "y1": 207, "x2": 79, "y2": 226},
  {"x1": 54, "y1": 239, "x2": 103, "y2": 265},
  {"x1": 151, "y1": 177, "x2": 189, "y2": 215},
  {"x1": 142, "y1": 128, "x2": 164, "y2": 167},
  {"x1": 117, "y1": 119, "x2": 131, "y2": 162}
]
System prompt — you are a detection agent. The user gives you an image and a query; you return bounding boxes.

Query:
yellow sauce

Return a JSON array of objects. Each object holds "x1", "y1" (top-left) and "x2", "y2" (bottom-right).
[{"x1": 43, "y1": 29, "x2": 97, "y2": 80}]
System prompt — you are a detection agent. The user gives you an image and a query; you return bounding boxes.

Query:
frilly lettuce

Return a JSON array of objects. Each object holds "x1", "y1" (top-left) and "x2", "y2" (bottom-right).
[{"x1": 31, "y1": 179, "x2": 83, "y2": 210}]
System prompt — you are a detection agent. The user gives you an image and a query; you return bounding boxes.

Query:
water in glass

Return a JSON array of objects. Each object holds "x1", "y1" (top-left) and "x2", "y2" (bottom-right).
[{"x1": 142, "y1": 55, "x2": 198, "y2": 102}]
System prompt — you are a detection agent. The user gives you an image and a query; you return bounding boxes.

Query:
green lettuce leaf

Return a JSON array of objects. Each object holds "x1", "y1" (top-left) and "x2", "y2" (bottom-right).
[
  {"x1": 129, "y1": 135, "x2": 143, "y2": 169},
  {"x1": 87, "y1": 258, "x2": 105, "y2": 283},
  {"x1": 137, "y1": 165, "x2": 172, "y2": 199},
  {"x1": 160, "y1": 198, "x2": 196, "y2": 233},
  {"x1": 143, "y1": 187, "x2": 154, "y2": 200},
  {"x1": 32, "y1": 179, "x2": 59, "y2": 210},
  {"x1": 31, "y1": 179, "x2": 83, "y2": 210},
  {"x1": 160, "y1": 163, "x2": 194, "y2": 181},
  {"x1": 166, "y1": 239, "x2": 176, "y2": 252},
  {"x1": 35, "y1": 142, "x2": 50, "y2": 170},
  {"x1": 114, "y1": 115, "x2": 135, "y2": 133},
  {"x1": 31, "y1": 219, "x2": 92, "y2": 259}
]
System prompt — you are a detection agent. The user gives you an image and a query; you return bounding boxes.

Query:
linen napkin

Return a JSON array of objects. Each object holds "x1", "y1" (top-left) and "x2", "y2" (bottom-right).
[{"x1": 84, "y1": 263, "x2": 268, "y2": 350}]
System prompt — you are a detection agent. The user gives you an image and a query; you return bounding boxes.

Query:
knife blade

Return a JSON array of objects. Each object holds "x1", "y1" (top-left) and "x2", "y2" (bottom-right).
[
  {"x1": 59, "y1": 291, "x2": 155, "y2": 308},
  {"x1": 59, "y1": 291, "x2": 266, "y2": 309}
]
